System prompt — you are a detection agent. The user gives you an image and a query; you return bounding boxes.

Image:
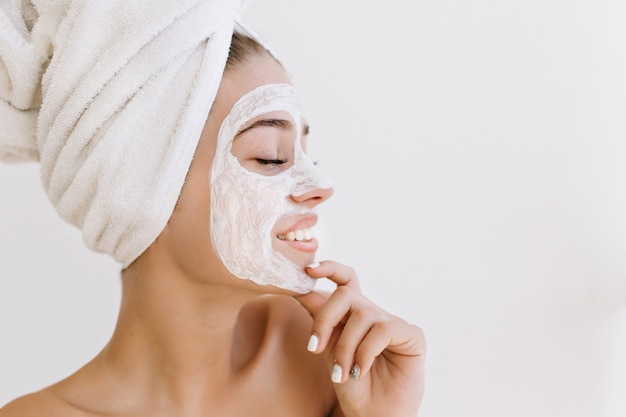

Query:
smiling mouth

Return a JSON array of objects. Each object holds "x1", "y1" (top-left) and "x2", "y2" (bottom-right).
[{"x1": 277, "y1": 227, "x2": 314, "y2": 242}]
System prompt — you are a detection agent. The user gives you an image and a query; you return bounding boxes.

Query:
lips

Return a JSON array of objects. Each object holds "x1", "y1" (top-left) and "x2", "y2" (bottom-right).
[{"x1": 275, "y1": 216, "x2": 319, "y2": 253}]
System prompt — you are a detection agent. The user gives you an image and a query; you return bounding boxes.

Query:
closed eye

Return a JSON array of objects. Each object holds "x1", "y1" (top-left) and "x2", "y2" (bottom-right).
[{"x1": 256, "y1": 158, "x2": 288, "y2": 166}]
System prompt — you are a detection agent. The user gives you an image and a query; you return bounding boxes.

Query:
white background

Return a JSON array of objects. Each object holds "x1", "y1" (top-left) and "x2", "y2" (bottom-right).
[{"x1": 2, "y1": 1, "x2": 626, "y2": 416}]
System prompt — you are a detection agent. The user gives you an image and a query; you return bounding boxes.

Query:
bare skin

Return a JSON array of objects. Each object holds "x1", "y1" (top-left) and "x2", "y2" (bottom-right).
[{"x1": 0, "y1": 54, "x2": 425, "y2": 417}]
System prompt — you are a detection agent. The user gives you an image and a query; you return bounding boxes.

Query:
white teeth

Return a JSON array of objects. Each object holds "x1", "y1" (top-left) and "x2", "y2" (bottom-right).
[{"x1": 279, "y1": 227, "x2": 314, "y2": 242}]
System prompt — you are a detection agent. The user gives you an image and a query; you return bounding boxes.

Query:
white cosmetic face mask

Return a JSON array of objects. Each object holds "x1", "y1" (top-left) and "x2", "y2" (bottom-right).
[{"x1": 210, "y1": 83, "x2": 333, "y2": 293}]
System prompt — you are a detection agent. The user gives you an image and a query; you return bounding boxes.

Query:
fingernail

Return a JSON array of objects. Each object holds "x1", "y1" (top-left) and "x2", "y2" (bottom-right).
[
  {"x1": 331, "y1": 363, "x2": 343, "y2": 383},
  {"x1": 307, "y1": 333, "x2": 319, "y2": 352},
  {"x1": 350, "y1": 364, "x2": 361, "y2": 380},
  {"x1": 306, "y1": 262, "x2": 321, "y2": 269}
]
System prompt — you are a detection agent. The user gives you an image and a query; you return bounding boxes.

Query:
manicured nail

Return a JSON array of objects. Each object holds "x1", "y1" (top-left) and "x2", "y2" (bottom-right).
[
  {"x1": 307, "y1": 333, "x2": 319, "y2": 352},
  {"x1": 331, "y1": 363, "x2": 343, "y2": 383},
  {"x1": 306, "y1": 262, "x2": 321, "y2": 269},
  {"x1": 350, "y1": 364, "x2": 361, "y2": 380}
]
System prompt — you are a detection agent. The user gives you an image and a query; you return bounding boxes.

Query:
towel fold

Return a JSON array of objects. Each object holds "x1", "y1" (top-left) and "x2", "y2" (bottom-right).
[{"x1": 0, "y1": 0, "x2": 240, "y2": 267}]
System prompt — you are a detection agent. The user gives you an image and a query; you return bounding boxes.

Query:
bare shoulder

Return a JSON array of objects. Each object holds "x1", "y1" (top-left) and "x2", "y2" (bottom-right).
[
  {"x1": 0, "y1": 390, "x2": 86, "y2": 417},
  {"x1": 251, "y1": 295, "x2": 337, "y2": 411}
]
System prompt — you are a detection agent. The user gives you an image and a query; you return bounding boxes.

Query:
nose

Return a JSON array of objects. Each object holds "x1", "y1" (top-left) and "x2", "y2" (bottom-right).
[
  {"x1": 290, "y1": 186, "x2": 334, "y2": 208},
  {"x1": 288, "y1": 150, "x2": 334, "y2": 208}
]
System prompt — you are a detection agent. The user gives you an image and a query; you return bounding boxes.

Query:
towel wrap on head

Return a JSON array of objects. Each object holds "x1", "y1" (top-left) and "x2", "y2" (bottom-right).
[{"x1": 0, "y1": 0, "x2": 241, "y2": 267}]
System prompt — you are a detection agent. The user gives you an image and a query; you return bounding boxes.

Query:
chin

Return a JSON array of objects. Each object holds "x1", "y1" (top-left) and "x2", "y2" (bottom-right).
[{"x1": 235, "y1": 273, "x2": 316, "y2": 296}]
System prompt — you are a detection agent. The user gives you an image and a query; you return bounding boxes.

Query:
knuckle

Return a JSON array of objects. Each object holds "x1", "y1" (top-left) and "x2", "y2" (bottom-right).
[
  {"x1": 314, "y1": 313, "x2": 334, "y2": 331},
  {"x1": 333, "y1": 343, "x2": 353, "y2": 360},
  {"x1": 375, "y1": 310, "x2": 390, "y2": 322},
  {"x1": 411, "y1": 324, "x2": 427, "y2": 349},
  {"x1": 349, "y1": 302, "x2": 389, "y2": 325},
  {"x1": 313, "y1": 313, "x2": 337, "y2": 334},
  {"x1": 412, "y1": 323, "x2": 425, "y2": 338},
  {"x1": 346, "y1": 266, "x2": 357, "y2": 280},
  {"x1": 334, "y1": 285, "x2": 352, "y2": 298},
  {"x1": 351, "y1": 308, "x2": 369, "y2": 322},
  {"x1": 374, "y1": 319, "x2": 394, "y2": 335},
  {"x1": 355, "y1": 341, "x2": 376, "y2": 362}
]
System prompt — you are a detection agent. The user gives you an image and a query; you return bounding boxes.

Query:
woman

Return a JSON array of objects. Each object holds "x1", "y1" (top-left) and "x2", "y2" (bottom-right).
[{"x1": 0, "y1": 3, "x2": 425, "y2": 416}]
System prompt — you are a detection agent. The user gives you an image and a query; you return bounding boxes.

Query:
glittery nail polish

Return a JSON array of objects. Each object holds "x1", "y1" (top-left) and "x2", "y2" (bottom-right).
[{"x1": 350, "y1": 364, "x2": 361, "y2": 380}]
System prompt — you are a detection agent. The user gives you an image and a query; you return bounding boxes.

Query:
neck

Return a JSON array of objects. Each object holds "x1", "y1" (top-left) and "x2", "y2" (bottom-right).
[{"x1": 99, "y1": 252, "x2": 261, "y2": 405}]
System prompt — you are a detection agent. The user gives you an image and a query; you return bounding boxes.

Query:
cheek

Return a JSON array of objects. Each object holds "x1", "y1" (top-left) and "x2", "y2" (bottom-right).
[
  {"x1": 163, "y1": 151, "x2": 217, "y2": 267},
  {"x1": 177, "y1": 121, "x2": 219, "y2": 236},
  {"x1": 158, "y1": 206, "x2": 209, "y2": 280}
]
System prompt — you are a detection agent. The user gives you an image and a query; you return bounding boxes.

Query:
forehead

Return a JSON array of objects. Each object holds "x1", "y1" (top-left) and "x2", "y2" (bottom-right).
[{"x1": 213, "y1": 54, "x2": 292, "y2": 124}]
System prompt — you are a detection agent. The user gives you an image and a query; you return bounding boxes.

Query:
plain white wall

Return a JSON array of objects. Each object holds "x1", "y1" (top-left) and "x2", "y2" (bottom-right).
[{"x1": 1, "y1": 1, "x2": 626, "y2": 416}]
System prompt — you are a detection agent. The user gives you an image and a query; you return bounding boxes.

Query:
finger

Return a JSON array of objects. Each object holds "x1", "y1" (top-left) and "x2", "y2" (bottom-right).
[
  {"x1": 305, "y1": 261, "x2": 361, "y2": 292},
  {"x1": 329, "y1": 308, "x2": 386, "y2": 383},
  {"x1": 292, "y1": 289, "x2": 342, "y2": 354},
  {"x1": 354, "y1": 321, "x2": 425, "y2": 380},
  {"x1": 306, "y1": 285, "x2": 355, "y2": 354},
  {"x1": 352, "y1": 321, "x2": 392, "y2": 381}
]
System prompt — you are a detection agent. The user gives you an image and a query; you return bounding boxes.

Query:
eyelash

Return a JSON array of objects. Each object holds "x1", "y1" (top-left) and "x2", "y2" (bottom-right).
[{"x1": 255, "y1": 158, "x2": 287, "y2": 166}]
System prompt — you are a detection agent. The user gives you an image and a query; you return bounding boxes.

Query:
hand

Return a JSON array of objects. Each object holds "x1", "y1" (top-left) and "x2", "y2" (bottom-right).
[{"x1": 294, "y1": 261, "x2": 426, "y2": 417}]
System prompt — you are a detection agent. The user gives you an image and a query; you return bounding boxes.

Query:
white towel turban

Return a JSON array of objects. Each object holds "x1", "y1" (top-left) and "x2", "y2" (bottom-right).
[{"x1": 0, "y1": 0, "x2": 242, "y2": 267}]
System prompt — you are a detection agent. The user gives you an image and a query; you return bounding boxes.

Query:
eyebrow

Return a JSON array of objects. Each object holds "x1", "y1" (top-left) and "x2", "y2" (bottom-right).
[{"x1": 235, "y1": 118, "x2": 310, "y2": 138}]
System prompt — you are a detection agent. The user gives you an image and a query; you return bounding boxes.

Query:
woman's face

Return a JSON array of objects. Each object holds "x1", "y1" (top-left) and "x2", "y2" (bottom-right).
[{"x1": 163, "y1": 52, "x2": 333, "y2": 294}]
